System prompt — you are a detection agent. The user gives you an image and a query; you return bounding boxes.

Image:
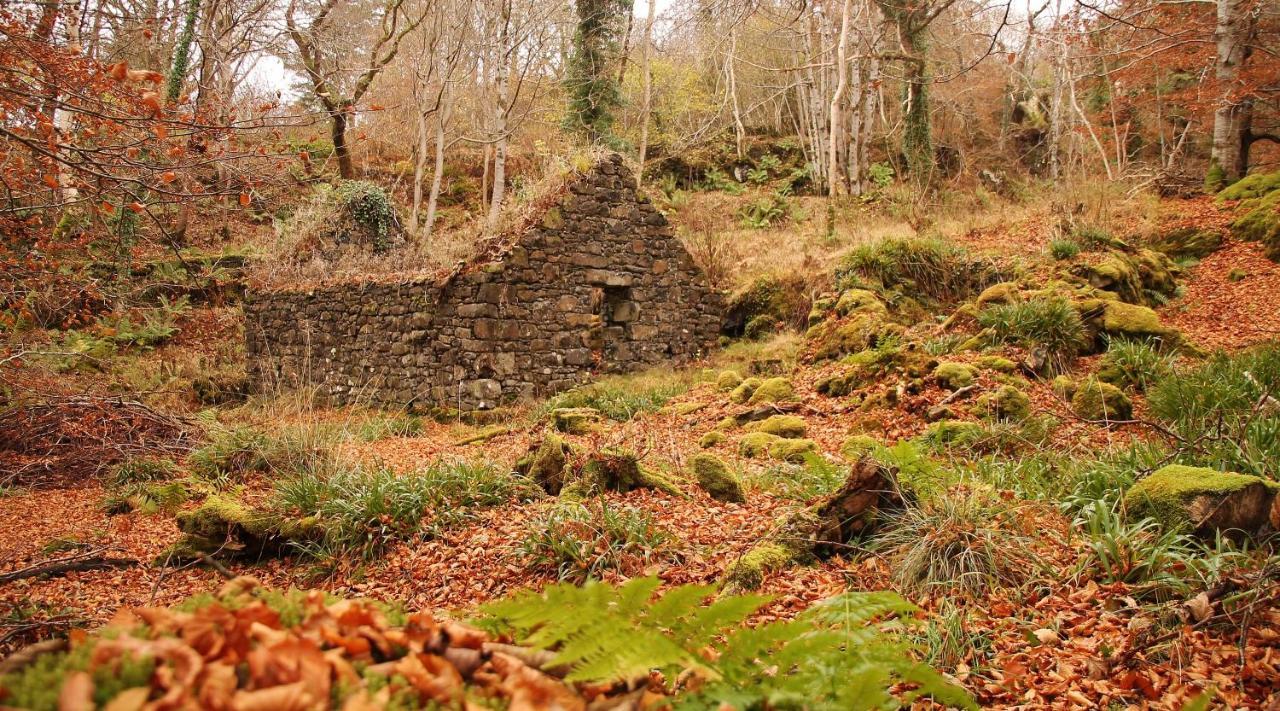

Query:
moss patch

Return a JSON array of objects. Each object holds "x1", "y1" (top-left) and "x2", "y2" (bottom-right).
[
  {"x1": 933, "y1": 362, "x2": 978, "y2": 390},
  {"x1": 728, "y1": 377, "x2": 763, "y2": 404},
  {"x1": 839, "y1": 434, "x2": 881, "y2": 461},
  {"x1": 716, "y1": 370, "x2": 744, "y2": 391},
  {"x1": 690, "y1": 454, "x2": 745, "y2": 503},
  {"x1": 1127, "y1": 464, "x2": 1279, "y2": 534},
  {"x1": 699, "y1": 430, "x2": 726, "y2": 448},
  {"x1": 747, "y1": 414, "x2": 807, "y2": 438},
  {"x1": 975, "y1": 385, "x2": 1030, "y2": 422},
  {"x1": 724, "y1": 543, "x2": 795, "y2": 590},
  {"x1": 550, "y1": 407, "x2": 603, "y2": 435},
  {"x1": 1071, "y1": 378, "x2": 1132, "y2": 421},
  {"x1": 746, "y1": 377, "x2": 795, "y2": 405}
]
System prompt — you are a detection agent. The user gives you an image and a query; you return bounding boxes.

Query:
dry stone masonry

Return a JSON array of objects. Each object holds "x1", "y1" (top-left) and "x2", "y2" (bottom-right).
[{"x1": 245, "y1": 155, "x2": 723, "y2": 410}]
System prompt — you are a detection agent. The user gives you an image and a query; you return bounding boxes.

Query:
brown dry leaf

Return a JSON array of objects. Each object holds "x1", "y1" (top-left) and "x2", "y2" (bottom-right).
[
  {"x1": 57, "y1": 671, "x2": 95, "y2": 711},
  {"x1": 101, "y1": 687, "x2": 150, "y2": 711},
  {"x1": 230, "y1": 682, "x2": 318, "y2": 711},
  {"x1": 1186, "y1": 592, "x2": 1213, "y2": 623}
]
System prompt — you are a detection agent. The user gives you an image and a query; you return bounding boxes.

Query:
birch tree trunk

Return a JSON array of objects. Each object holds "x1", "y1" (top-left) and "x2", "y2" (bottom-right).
[
  {"x1": 635, "y1": 0, "x2": 656, "y2": 189},
  {"x1": 828, "y1": 0, "x2": 852, "y2": 196},
  {"x1": 486, "y1": 1, "x2": 511, "y2": 233},
  {"x1": 425, "y1": 99, "x2": 451, "y2": 239},
  {"x1": 727, "y1": 30, "x2": 746, "y2": 159}
]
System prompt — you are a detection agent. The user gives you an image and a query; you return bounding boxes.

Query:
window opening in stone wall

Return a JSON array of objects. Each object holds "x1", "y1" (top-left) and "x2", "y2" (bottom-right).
[{"x1": 599, "y1": 285, "x2": 636, "y2": 327}]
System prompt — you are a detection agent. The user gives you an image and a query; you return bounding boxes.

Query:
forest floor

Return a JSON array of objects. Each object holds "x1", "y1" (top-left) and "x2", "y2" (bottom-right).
[{"x1": 3, "y1": 186, "x2": 1280, "y2": 708}]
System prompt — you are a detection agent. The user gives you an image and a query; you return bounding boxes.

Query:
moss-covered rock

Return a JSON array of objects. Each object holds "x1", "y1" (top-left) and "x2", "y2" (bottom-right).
[
  {"x1": 1071, "y1": 378, "x2": 1132, "y2": 421},
  {"x1": 724, "y1": 543, "x2": 795, "y2": 590},
  {"x1": 1127, "y1": 464, "x2": 1279, "y2": 537},
  {"x1": 743, "y1": 314, "x2": 780, "y2": 340},
  {"x1": 815, "y1": 369, "x2": 862, "y2": 397},
  {"x1": 976, "y1": 282, "x2": 1021, "y2": 307},
  {"x1": 739, "y1": 432, "x2": 782, "y2": 458},
  {"x1": 807, "y1": 313, "x2": 902, "y2": 362},
  {"x1": 728, "y1": 377, "x2": 763, "y2": 404},
  {"x1": 1082, "y1": 299, "x2": 1180, "y2": 344},
  {"x1": 941, "y1": 302, "x2": 981, "y2": 332},
  {"x1": 724, "y1": 273, "x2": 810, "y2": 334},
  {"x1": 839, "y1": 434, "x2": 881, "y2": 461},
  {"x1": 716, "y1": 370, "x2": 744, "y2": 391},
  {"x1": 746, "y1": 377, "x2": 794, "y2": 405},
  {"x1": 550, "y1": 407, "x2": 603, "y2": 435},
  {"x1": 747, "y1": 414, "x2": 807, "y2": 438},
  {"x1": 975, "y1": 355, "x2": 1017, "y2": 373},
  {"x1": 1218, "y1": 170, "x2": 1280, "y2": 201},
  {"x1": 834, "y1": 288, "x2": 888, "y2": 317},
  {"x1": 921, "y1": 420, "x2": 986, "y2": 449},
  {"x1": 975, "y1": 385, "x2": 1030, "y2": 421},
  {"x1": 933, "y1": 362, "x2": 978, "y2": 390},
  {"x1": 1150, "y1": 227, "x2": 1223, "y2": 260},
  {"x1": 1230, "y1": 189, "x2": 1280, "y2": 260},
  {"x1": 769, "y1": 438, "x2": 819, "y2": 463},
  {"x1": 1051, "y1": 375, "x2": 1077, "y2": 400},
  {"x1": 699, "y1": 430, "x2": 726, "y2": 448},
  {"x1": 690, "y1": 454, "x2": 745, "y2": 503}
]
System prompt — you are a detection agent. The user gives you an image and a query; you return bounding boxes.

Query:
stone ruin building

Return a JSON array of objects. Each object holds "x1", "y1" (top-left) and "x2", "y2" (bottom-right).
[{"x1": 244, "y1": 154, "x2": 724, "y2": 411}]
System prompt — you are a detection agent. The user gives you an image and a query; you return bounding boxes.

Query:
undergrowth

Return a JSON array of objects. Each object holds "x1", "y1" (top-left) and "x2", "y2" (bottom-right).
[
  {"x1": 978, "y1": 297, "x2": 1087, "y2": 374},
  {"x1": 519, "y1": 500, "x2": 669, "y2": 582}
]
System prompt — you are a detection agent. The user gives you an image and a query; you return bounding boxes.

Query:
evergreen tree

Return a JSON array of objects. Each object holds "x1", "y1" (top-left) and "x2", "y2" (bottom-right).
[{"x1": 565, "y1": 0, "x2": 632, "y2": 143}]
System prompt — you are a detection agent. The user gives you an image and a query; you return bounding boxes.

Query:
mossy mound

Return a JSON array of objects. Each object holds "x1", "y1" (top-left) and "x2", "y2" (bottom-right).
[
  {"x1": 1218, "y1": 170, "x2": 1280, "y2": 201},
  {"x1": 581, "y1": 451, "x2": 684, "y2": 497},
  {"x1": 746, "y1": 377, "x2": 794, "y2": 404},
  {"x1": 747, "y1": 415, "x2": 807, "y2": 438},
  {"x1": 1052, "y1": 375, "x2": 1077, "y2": 400},
  {"x1": 550, "y1": 407, "x2": 603, "y2": 435},
  {"x1": 815, "y1": 368, "x2": 862, "y2": 397},
  {"x1": 1127, "y1": 464, "x2": 1279, "y2": 537},
  {"x1": 933, "y1": 362, "x2": 977, "y2": 390},
  {"x1": 975, "y1": 385, "x2": 1030, "y2": 421},
  {"x1": 807, "y1": 312, "x2": 903, "y2": 362},
  {"x1": 724, "y1": 542, "x2": 795, "y2": 590},
  {"x1": 1150, "y1": 227, "x2": 1224, "y2": 259},
  {"x1": 743, "y1": 314, "x2": 780, "y2": 340},
  {"x1": 724, "y1": 272, "x2": 811, "y2": 334},
  {"x1": 1081, "y1": 299, "x2": 1180, "y2": 346},
  {"x1": 834, "y1": 289, "x2": 889, "y2": 318},
  {"x1": 690, "y1": 454, "x2": 745, "y2": 503},
  {"x1": 1073, "y1": 248, "x2": 1178, "y2": 306},
  {"x1": 1071, "y1": 379, "x2": 1132, "y2": 421},
  {"x1": 162, "y1": 495, "x2": 306, "y2": 564},
  {"x1": 839, "y1": 434, "x2": 881, "y2": 461},
  {"x1": 921, "y1": 420, "x2": 986, "y2": 449},
  {"x1": 1230, "y1": 189, "x2": 1280, "y2": 260},
  {"x1": 699, "y1": 430, "x2": 726, "y2": 448},
  {"x1": 514, "y1": 434, "x2": 575, "y2": 495},
  {"x1": 728, "y1": 377, "x2": 763, "y2": 404},
  {"x1": 716, "y1": 370, "x2": 744, "y2": 391},
  {"x1": 976, "y1": 282, "x2": 1021, "y2": 307},
  {"x1": 975, "y1": 355, "x2": 1017, "y2": 373},
  {"x1": 738, "y1": 432, "x2": 818, "y2": 462}
]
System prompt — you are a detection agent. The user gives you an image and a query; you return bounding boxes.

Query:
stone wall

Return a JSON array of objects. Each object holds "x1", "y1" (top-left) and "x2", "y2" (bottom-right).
[{"x1": 245, "y1": 155, "x2": 723, "y2": 410}]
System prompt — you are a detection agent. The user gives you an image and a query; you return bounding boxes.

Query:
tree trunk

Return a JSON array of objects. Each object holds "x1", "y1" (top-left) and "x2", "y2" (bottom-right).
[
  {"x1": 1210, "y1": 0, "x2": 1255, "y2": 183},
  {"x1": 635, "y1": 0, "x2": 656, "y2": 190},
  {"x1": 727, "y1": 30, "x2": 745, "y2": 159},
  {"x1": 828, "y1": 0, "x2": 852, "y2": 197},
  {"x1": 424, "y1": 101, "x2": 449, "y2": 240},
  {"x1": 332, "y1": 110, "x2": 354, "y2": 179},
  {"x1": 486, "y1": 0, "x2": 512, "y2": 234},
  {"x1": 411, "y1": 103, "x2": 430, "y2": 232}
]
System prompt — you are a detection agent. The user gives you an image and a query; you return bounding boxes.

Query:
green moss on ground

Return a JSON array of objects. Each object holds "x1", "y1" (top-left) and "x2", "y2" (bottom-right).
[
  {"x1": 1218, "y1": 170, "x2": 1280, "y2": 201},
  {"x1": 746, "y1": 377, "x2": 795, "y2": 405},
  {"x1": 921, "y1": 420, "x2": 986, "y2": 449},
  {"x1": 690, "y1": 454, "x2": 745, "y2": 503},
  {"x1": 716, "y1": 370, "x2": 744, "y2": 391},
  {"x1": 551, "y1": 407, "x2": 603, "y2": 435},
  {"x1": 1071, "y1": 378, "x2": 1133, "y2": 421},
  {"x1": 839, "y1": 434, "x2": 881, "y2": 461},
  {"x1": 933, "y1": 362, "x2": 977, "y2": 390},
  {"x1": 976, "y1": 385, "x2": 1030, "y2": 421},
  {"x1": 699, "y1": 431, "x2": 726, "y2": 448},
  {"x1": 975, "y1": 356, "x2": 1017, "y2": 373},
  {"x1": 729, "y1": 377, "x2": 763, "y2": 404},
  {"x1": 748, "y1": 414, "x2": 807, "y2": 438},
  {"x1": 724, "y1": 543, "x2": 795, "y2": 590},
  {"x1": 739, "y1": 432, "x2": 782, "y2": 458}
]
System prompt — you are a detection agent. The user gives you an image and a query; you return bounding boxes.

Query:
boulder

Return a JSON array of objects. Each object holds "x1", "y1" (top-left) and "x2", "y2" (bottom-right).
[
  {"x1": 550, "y1": 407, "x2": 603, "y2": 435},
  {"x1": 744, "y1": 314, "x2": 779, "y2": 340},
  {"x1": 976, "y1": 282, "x2": 1021, "y2": 307},
  {"x1": 738, "y1": 432, "x2": 781, "y2": 458},
  {"x1": 746, "y1": 377, "x2": 794, "y2": 405},
  {"x1": 716, "y1": 370, "x2": 744, "y2": 391},
  {"x1": 933, "y1": 362, "x2": 977, "y2": 390},
  {"x1": 729, "y1": 377, "x2": 763, "y2": 404},
  {"x1": 975, "y1": 385, "x2": 1031, "y2": 421},
  {"x1": 1082, "y1": 299, "x2": 1179, "y2": 345},
  {"x1": 747, "y1": 414, "x2": 807, "y2": 438},
  {"x1": 698, "y1": 431, "x2": 726, "y2": 448},
  {"x1": 1127, "y1": 464, "x2": 1280, "y2": 537},
  {"x1": 1071, "y1": 378, "x2": 1132, "y2": 421},
  {"x1": 690, "y1": 454, "x2": 745, "y2": 503}
]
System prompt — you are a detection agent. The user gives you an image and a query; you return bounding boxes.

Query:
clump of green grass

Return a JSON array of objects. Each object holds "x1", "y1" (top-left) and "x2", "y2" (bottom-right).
[
  {"x1": 272, "y1": 460, "x2": 538, "y2": 560},
  {"x1": 106, "y1": 457, "x2": 179, "y2": 486},
  {"x1": 356, "y1": 412, "x2": 424, "y2": 441},
  {"x1": 520, "y1": 500, "x2": 670, "y2": 582},
  {"x1": 1073, "y1": 500, "x2": 1201, "y2": 599},
  {"x1": 544, "y1": 370, "x2": 692, "y2": 421},
  {"x1": 872, "y1": 495, "x2": 1038, "y2": 596},
  {"x1": 745, "y1": 453, "x2": 846, "y2": 501},
  {"x1": 1048, "y1": 239, "x2": 1081, "y2": 260},
  {"x1": 977, "y1": 297, "x2": 1087, "y2": 374},
  {"x1": 837, "y1": 236, "x2": 1007, "y2": 302},
  {"x1": 1147, "y1": 343, "x2": 1280, "y2": 477},
  {"x1": 188, "y1": 423, "x2": 338, "y2": 482},
  {"x1": 1098, "y1": 337, "x2": 1175, "y2": 392}
]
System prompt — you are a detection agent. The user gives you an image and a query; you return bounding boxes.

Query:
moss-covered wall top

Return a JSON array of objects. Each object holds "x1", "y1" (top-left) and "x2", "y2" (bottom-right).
[{"x1": 245, "y1": 155, "x2": 723, "y2": 410}]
